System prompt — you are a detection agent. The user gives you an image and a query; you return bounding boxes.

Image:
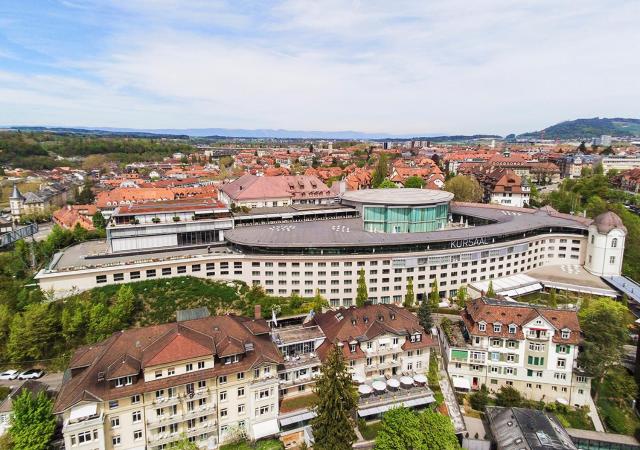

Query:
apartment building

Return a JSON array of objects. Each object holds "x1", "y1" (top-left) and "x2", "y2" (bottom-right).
[
  {"x1": 55, "y1": 311, "x2": 283, "y2": 450},
  {"x1": 313, "y1": 304, "x2": 436, "y2": 380},
  {"x1": 442, "y1": 298, "x2": 590, "y2": 407}
]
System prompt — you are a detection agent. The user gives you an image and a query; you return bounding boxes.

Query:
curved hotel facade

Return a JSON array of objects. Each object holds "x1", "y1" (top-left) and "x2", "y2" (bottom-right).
[{"x1": 36, "y1": 189, "x2": 626, "y2": 306}]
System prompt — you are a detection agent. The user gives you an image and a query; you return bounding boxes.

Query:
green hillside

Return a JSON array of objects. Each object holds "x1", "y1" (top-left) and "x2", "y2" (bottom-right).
[{"x1": 519, "y1": 117, "x2": 640, "y2": 140}]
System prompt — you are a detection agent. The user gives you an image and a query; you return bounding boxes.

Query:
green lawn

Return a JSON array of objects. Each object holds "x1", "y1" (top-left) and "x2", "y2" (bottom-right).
[
  {"x1": 220, "y1": 439, "x2": 283, "y2": 450},
  {"x1": 279, "y1": 393, "x2": 318, "y2": 413},
  {"x1": 551, "y1": 407, "x2": 594, "y2": 430}
]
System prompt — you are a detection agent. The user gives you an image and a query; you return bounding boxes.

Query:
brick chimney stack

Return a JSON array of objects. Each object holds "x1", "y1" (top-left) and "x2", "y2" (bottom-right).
[{"x1": 254, "y1": 304, "x2": 262, "y2": 320}]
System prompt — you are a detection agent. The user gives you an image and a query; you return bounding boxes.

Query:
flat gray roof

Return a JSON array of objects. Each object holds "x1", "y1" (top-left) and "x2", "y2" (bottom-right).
[
  {"x1": 226, "y1": 204, "x2": 590, "y2": 248},
  {"x1": 341, "y1": 188, "x2": 453, "y2": 205}
]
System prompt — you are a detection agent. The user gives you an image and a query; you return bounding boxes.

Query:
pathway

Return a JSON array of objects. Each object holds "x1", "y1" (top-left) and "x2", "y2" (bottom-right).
[
  {"x1": 439, "y1": 368, "x2": 466, "y2": 433},
  {"x1": 585, "y1": 394, "x2": 605, "y2": 432}
]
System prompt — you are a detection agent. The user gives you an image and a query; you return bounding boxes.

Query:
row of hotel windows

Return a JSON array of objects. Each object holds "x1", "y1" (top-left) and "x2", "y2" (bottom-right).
[{"x1": 94, "y1": 243, "x2": 581, "y2": 287}]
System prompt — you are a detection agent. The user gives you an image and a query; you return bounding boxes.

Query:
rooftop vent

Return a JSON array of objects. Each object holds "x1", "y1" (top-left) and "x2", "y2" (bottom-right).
[
  {"x1": 244, "y1": 342, "x2": 254, "y2": 352},
  {"x1": 335, "y1": 313, "x2": 344, "y2": 322},
  {"x1": 97, "y1": 371, "x2": 105, "y2": 382}
]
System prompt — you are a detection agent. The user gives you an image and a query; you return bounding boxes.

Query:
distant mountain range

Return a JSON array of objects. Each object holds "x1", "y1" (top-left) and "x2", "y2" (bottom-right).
[
  {"x1": 4, "y1": 117, "x2": 640, "y2": 141},
  {"x1": 518, "y1": 117, "x2": 640, "y2": 140},
  {"x1": 3, "y1": 126, "x2": 498, "y2": 141}
]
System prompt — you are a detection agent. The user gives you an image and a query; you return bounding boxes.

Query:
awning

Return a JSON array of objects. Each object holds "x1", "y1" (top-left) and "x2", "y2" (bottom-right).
[
  {"x1": 403, "y1": 396, "x2": 435, "y2": 407},
  {"x1": 452, "y1": 377, "x2": 471, "y2": 390},
  {"x1": 279, "y1": 411, "x2": 317, "y2": 427},
  {"x1": 556, "y1": 397, "x2": 569, "y2": 405},
  {"x1": 253, "y1": 418, "x2": 280, "y2": 440},
  {"x1": 69, "y1": 403, "x2": 97, "y2": 421}
]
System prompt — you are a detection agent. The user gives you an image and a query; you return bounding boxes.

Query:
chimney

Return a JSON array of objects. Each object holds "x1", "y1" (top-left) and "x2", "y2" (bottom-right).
[{"x1": 254, "y1": 304, "x2": 262, "y2": 320}]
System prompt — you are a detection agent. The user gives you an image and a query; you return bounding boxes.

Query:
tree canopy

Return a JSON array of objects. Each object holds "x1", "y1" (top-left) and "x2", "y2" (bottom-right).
[
  {"x1": 311, "y1": 344, "x2": 358, "y2": 450},
  {"x1": 403, "y1": 176, "x2": 425, "y2": 189},
  {"x1": 417, "y1": 299, "x2": 433, "y2": 332},
  {"x1": 372, "y1": 154, "x2": 389, "y2": 188},
  {"x1": 374, "y1": 407, "x2": 460, "y2": 450},
  {"x1": 9, "y1": 389, "x2": 56, "y2": 450},
  {"x1": 578, "y1": 297, "x2": 630, "y2": 400},
  {"x1": 444, "y1": 175, "x2": 483, "y2": 202},
  {"x1": 356, "y1": 268, "x2": 367, "y2": 307},
  {"x1": 377, "y1": 179, "x2": 397, "y2": 189}
]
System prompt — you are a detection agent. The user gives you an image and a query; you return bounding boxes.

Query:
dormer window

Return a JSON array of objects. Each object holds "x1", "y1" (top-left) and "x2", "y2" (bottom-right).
[
  {"x1": 561, "y1": 330, "x2": 571, "y2": 339},
  {"x1": 508, "y1": 324, "x2": 516, "y2": 334},
  {"x1": 350, "y1": 344, "x2": 356, "y2": 353},
  {"x1": 494, "y1": 323, "x2": 502, "y2": 333},
  {"x1": 115, "y1": 376, "x2": 133, "y2": 388},
  {"x1": 479, "y1": 322, "x2": 486, "y2": 332}
]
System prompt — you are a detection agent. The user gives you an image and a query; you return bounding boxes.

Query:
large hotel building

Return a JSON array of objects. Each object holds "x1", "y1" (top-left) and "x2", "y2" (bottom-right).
[{"x1": 37, "y1": 189, "x2": 626, "y2": 304}]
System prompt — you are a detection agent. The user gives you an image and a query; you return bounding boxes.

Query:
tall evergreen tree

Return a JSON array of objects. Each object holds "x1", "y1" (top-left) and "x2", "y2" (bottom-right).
[
  {"x1": 356, "y1": 268, "x2": 368, "y2": 307},
  {"x1": 429, "y1": 278, "x2": 439, "y2": 307},
  {"x1": 403, "y1": 277, "x2": 415, "y2": 308},
  {"x1": 417, "y1": 299, "x2": 433, "y2": 332},
  {"x1": 486, "y1": 280, "x2": 496, "y2": 297},
  {"x1": 311, "y1": 344, "x2": 358, "y2": 450},
  {"x1": 372, "y1": 153, "x2": 389, "y2": 188},
  {"x1": 9, "y1": 389, "x2": 56, "y2": 450},
  {"x1": 456, "y1": 285, "x2": 467, "y2": 308}
]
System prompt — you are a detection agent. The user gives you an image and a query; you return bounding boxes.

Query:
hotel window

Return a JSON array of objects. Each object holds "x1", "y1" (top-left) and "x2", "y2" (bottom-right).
[
  {"x1": 197, "y1": 361, "x2": 205, "y2": 370},
  {"x1": 612, "y1": 238, "x2": 618, "y2": 248},
  {"x1": 191, "y1": 264, "x2": 201, "y2": 272},
  {"x1": 132, "y1": 410, "x2": 141, "y2": 423},
  {"x1": 219, "y1": 375, "x2": 227, "y2": 384},
  {"x1": 130, "y1": 271, "x2": 140, "y2": 280},
  {"x1": 146, "y1": 269, "x2": 156, "y2": 278},
  {"x1": 186, "y1": 363, "x2": 193, "y2": 372},
  {"x1": 113, "y1": 273, "x2": 124, "y2": 281},
  {"x1": 609, "y1": 256, "x2": 616, "y2": 264},
  {"x1": 557, "y1": 358, "x2": 566, "y2": 368},
  {"x1": 167, "y1": 367, "x2": 175, "y2": 376},
  {"x1": 111, "y1": 417, "x2": 120, "y2": 428},
  {"x1": 131, "y1": 394, "x2": 140, "y2": 404},
  {"x1": 154, "y1": 370, "x2": 162, "y2": 379},
  {"x1": 96, "y1": 275, "x2": 107, "y2": 284},
  {"x1": 177, "y1": 266, "x2": 186, "y2": 274},
  {"x1": 162, "y1": 267, "x2": 171, "y2": 276},
  {"x1": 112, "y1": 435, "x2": 121, "y2": 447}
]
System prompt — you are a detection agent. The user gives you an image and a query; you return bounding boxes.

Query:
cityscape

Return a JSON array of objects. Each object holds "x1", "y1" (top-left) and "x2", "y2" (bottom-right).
[{"x1": 1, "y1": 2, "x2": 640, "y2": 450}]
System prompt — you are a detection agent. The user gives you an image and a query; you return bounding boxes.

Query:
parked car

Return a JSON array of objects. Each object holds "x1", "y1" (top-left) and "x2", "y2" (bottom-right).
[
  {"x1": 0, "y1": 370, "x2": 19, "y2": 380},
  {"x1": 17, "y1": 369, "x2": 44, "y2": 380}
]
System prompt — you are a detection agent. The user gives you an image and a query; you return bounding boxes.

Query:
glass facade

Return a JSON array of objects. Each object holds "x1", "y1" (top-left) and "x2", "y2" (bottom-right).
[{"x1": 363, "y1": 204, "x2": 448, "y2": 233}]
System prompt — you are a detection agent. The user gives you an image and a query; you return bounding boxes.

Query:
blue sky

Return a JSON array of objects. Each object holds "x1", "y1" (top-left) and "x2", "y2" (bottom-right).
[{"x1": 1, "y1": 0, "x2": 639, "y2": 135}]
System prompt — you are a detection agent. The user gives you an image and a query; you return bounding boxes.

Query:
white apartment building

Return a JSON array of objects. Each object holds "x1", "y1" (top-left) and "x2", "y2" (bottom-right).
[
  {"x1": 55, "y1": 313, "x2": 282, "y2": 450},
  {"x1": 442, "y1": 298, "x2": 590, "y2": 407}
]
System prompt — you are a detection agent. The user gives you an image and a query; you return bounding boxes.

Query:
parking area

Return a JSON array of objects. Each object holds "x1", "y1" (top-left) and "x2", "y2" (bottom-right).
[{"x1": 0, "y1": 371, "x2": 63, "y2": 391}]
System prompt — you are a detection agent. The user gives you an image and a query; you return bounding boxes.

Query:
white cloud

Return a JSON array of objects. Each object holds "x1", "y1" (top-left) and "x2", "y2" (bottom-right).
[{"x1": 1, "y1": 0, "x2": 639, "y2": 134}]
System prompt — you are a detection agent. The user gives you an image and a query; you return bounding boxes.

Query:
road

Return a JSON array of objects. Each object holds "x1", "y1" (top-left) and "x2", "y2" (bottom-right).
[
  {"x1": 0, "y1": 371, "x2": 63, "y2": 391},
  {"x1": 32, "y1": 222, "x2": 53, "y2": 242}
]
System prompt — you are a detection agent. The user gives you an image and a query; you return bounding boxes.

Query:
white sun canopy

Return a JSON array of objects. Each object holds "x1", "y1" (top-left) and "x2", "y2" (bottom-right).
[
  {"x1": 69, "y1": 403, "x2": 98, "y2": 422},
  {"x1": 252, "y1": 419, "x2": 280, "y2": 440}
]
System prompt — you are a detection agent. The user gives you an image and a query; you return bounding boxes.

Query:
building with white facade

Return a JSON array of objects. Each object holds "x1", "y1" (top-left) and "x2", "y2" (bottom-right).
[
  {"x1": 442, "y1": 298, "x2": 591, "y2": 407},
  {"x1": 36, "y1": 190, "x2": 625, "y2": 307},
  {"x1": 55, "y1": 310, "x2": 283, "y2": 450}
]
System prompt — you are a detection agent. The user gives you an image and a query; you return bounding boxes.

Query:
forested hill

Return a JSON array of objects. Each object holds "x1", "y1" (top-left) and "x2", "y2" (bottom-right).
[{"x1": 518, "y1": 117, "x2": 640, "y2": 140}]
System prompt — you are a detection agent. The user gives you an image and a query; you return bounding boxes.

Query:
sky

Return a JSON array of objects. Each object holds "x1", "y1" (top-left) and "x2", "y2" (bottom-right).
[{"x1": 0, "y1": 0, "x2": 639, "y2": 136}]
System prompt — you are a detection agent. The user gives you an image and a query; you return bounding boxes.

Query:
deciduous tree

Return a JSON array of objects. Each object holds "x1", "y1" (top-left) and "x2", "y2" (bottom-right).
[
  {"x1": 444, "y1": 175, "x2": 483, "y2": 202},
  {"x1": 375, "y1": 407, "x2": 460, "y2": 450},
  {"x1": 403, "y1": 176, "x2": 424, "y2": 189},
  {"x1": 578, "y1": 297, "x2": 630, "y2": 402},
  {"x1": 9, "y1": 390, "x2": 56, "y2": 450}
]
